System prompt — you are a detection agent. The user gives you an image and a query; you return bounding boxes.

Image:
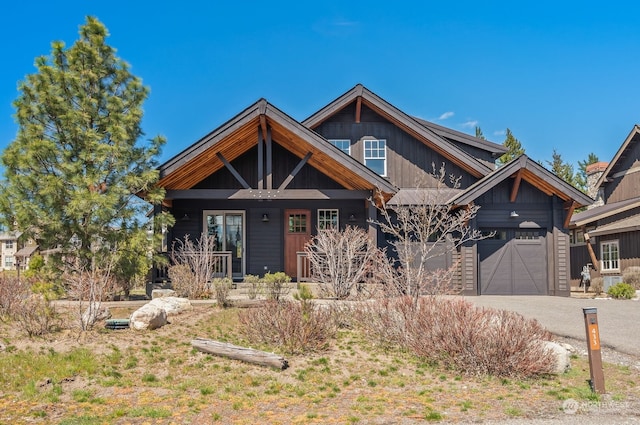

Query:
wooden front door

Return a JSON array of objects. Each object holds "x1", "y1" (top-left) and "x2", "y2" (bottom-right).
[{"x1": 284, "y1": 209, "x2": 311, "y2": 279}]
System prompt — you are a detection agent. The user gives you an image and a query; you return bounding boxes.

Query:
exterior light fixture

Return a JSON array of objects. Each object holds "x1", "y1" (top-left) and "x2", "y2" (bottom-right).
[
  {"x1": 348, "y1": 213, "x2": 357, "y2": 222},
  {"x1": 510, "y1": 211, "x2": 519, "y2": 218},
  {"x1": 262, "y1": 213, "x2": 270, "y2": 222}
]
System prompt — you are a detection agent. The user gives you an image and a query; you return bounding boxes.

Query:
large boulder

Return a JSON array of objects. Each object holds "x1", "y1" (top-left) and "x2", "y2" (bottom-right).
[
  {"x1": 130, "y1": 304, "x2": 168, "y2": 331},
  {"x1": 151, "y1": 289, "x2": 177, "y2": 299},
  {"x1": 543, "y1": 341, "x2": 572, "y2": 374},
  {"x1": 149, "y1": 296, "x2": 192, "y2": 316}
]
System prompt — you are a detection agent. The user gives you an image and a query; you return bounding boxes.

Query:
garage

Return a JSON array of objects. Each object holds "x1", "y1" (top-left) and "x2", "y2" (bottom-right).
[{"x1": 478, "y1": 229, "x2": 548, "y2": 295}]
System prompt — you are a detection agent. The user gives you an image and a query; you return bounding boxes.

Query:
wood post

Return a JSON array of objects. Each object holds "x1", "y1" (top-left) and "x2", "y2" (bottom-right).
[{"x1": 582, "y1": 308, "x2": 605, "y2": 394}]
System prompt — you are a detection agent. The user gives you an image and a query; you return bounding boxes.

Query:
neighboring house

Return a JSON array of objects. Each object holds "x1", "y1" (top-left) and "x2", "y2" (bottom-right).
[
  {"x1": 0, "y1": 232, "x2": 19, "y2": 271},
  {"x1": 0, "y1": 231, "x2": 38, "y2": 271},
  {"x1": 570, "y1": 125, "x2": 640, "y2": 289},
  {"x1": 154, "y1": 84, "x2": 592, "y2": 296}
]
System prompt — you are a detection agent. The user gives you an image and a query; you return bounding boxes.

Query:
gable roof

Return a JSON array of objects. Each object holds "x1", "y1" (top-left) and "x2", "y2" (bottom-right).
[
  {"x1": 570, "y1": 196, "x2": 640, "y2": 227},
  {"x1": 451, "y1": 155, "x2": 594, "y2": 207},
  {"x1": 157, "y1": 99, "x2": 397, "y2": 194},
  {"x1": 302, "y1": 84, "x2": 496, "y2": 179},
  {"x1": 595, "y1": 124, "x2": 640, "y2": 189},
  {"x1": 411, "y1": 117, "x2": 507, "y2": 156}
]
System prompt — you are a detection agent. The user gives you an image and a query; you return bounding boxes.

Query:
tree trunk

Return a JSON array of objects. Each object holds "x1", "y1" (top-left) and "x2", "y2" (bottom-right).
[{"x1": 190, "y1": 337, "x2": 289, "y2": 370}]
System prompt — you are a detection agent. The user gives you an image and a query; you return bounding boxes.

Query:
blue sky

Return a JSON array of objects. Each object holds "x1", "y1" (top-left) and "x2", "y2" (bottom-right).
[{"x1": 2, "y1": 1, "x2": 639, "y2": 169}]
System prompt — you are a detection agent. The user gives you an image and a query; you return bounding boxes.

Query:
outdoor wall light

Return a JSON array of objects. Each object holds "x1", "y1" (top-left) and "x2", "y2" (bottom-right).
[
  {"x1": 348, "y1": 213, "x2": 357, "y2": 222},
  {"x1": 181, "y1": 213, "x2": 190, "y2": 222},
  {"x1": 262, "y1": 213, "x2": 270, "y2": 222},
  {"x1": 510, "y1": 211, "x2": 519, "y2": 218}
]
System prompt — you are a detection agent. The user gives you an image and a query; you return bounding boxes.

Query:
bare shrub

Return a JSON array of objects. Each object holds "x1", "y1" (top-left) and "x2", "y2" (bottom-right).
[
  {"x1": 373, "y1": 164, "x2": 489, "y2": 302},
  {"x1": 590, "y1": 277, "x2": 604, "y2": 296},
  {"x1": 238, "y1": 299, "x2": 336, "y2": 354},
  {"x1": 167, "y1": 264, "x2": 197, "y2": 298},
  {"x1": 356, "y1": 296, "x2": 555, "y2": 378},
  {"x1": 622, "y1": 266, "x2": 640, "y2": 290},
  {"x1": 0, "y1": 275, "x2": 31, "y2": 322},
  {"x1": 263, "y1": 272, "x2": 291, "y2": 302},
  {"x1": 243, "y1": 274, "x2": 263, "y2": 300},
  {"x1": 13, "y1": 293, "x2": 60, "y2": 337},
  {"x1": 170, "y1": 232, "x2": 220, "y2": 299},
  {"x1": 211, "y1": 277, "x2": 233, "y2": 307},
  {"x1": 305, "y1": 226, "x2": 393, "y2": 300}
]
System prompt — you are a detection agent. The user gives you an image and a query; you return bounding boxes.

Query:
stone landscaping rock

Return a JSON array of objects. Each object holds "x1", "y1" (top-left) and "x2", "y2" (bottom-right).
[
  {"x1": 130, "y1": 304, "x2": 168, "y2": 330},
  {"x1": 149, "y1": 296, "x2": 192, "y2": 316},
  {"x1": 543, "y1": 340, "x2": 572, "y2": 374},
  {"x1": 151, "y1": 289, "x2": 177, "y2": 299}
]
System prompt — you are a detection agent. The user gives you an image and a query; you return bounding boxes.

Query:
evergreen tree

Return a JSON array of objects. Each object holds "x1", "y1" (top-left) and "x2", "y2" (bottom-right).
[
  {"x1": 0, "y1": 16, "x2": 170, "y2": 272},
  {"x1": 545, "y1": 149, "x2": 579, "y2": 187},
  {"x1": 497, "y1": 128, "x2": 525, "y2": 166},
  {"x1": 575, "y1": 152, "x2": 599, "y2": 193},
  {"x1": 475, "y1": 126, "x2": 485, "y2": 140}
]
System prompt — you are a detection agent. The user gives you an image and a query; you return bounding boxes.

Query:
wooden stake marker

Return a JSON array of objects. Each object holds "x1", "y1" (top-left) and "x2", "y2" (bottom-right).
[{"x1": 582, "y1": 307, "x2": 605, "y2": 394}]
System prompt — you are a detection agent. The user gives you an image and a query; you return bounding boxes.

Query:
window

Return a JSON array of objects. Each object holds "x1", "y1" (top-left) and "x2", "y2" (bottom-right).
[
  {"x1": 318, "y1": 209, "x2": 339, "y2": 230},
  {"x1": 601, "y1": 240, "x2": 620, "y2": 271},
  {"x1": 329, "y1": 139, "x2": 350, "y2": 155},
  {"x1": 5, "y1": 241, "x2": 13, "y2": 249},
  {"x1": 288, "y1": 213, "x2": 307, "y2": 233},
  {"x1": 5, "y1": 255, "x2": 13, "y2": 267},
  {"x1": 515, "y1": 230, "x2": 540, "y2": 240},
  {"x1": 364, "y1": 139, "x2": 386, "y2": 176}
]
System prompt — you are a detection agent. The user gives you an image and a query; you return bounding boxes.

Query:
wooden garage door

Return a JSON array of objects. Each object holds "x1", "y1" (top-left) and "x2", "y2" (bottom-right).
[{"x1": 478, "y1": 229, "x2": 547, "y2": 295}]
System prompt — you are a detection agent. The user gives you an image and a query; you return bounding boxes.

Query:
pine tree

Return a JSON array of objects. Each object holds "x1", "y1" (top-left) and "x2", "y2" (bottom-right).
[
  {"x1": 575, "y1": 152, "x2": 599, "y2": 193},
  {"x1": 475, "y1": 126, "x2": 485, "y2": 140},
  {"x1": 497, "y1": 128, "x2": 525, "y2": 166},
  {"x1": 545, "y1": 149, "x2": 578, "y2": 187},
  {"x1": 0, "y1": 16, "x2": 170, "y2": 271}
]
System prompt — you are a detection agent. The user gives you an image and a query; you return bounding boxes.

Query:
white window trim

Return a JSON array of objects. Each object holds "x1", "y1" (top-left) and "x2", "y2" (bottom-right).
[
  {"x1": 328, "y1": 139, "x2": 351, "y2": 155},
  {"x1": 600, "y1": 240, "x2": 620, "y2": 272},
  {"x1": 317, "y1": 209, "x2": 339, "y2": 230},
  {"x1": 363, "y1": 138, "x2": 387, "y2": 176}
]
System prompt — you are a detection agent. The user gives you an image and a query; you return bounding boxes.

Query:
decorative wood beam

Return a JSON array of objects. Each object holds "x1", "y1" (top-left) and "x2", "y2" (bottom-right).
[
  {"x1": 257, "y1": 126, "x2": 264, "y2": 190},
  {"x1": 259, "y1": 114, "x2": 268, "y2": 144},
  {"x1": 584, "y1": 233, "x2": 599, "y2": 271},
  {"x1": 165, "y1": 188, "x2": 373, "y2": 200},
  {"x1": 216, "y1": 152, "x2": 250, "y2": 189},
  {"x1": 278, "y1": 152, "x2": 313, "y2": 190},
  {"x1": 510, "y1": 169, "x2": 523, "y2": 202},
  {"x1": 564, "y1": 201, "x2": 577, "y2": 228},
  {"x1": 355, "y1": 96, "x2": 362, "y2": 123},
  {"x1": 266, "y1": 127, "x2": 273, "y2": 190}
]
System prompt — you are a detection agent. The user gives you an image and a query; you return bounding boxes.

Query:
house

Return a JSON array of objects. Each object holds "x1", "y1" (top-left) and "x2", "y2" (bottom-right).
[
  {"x1": 153, "y1": 84, "x2": 592, "y2": 296},
  {"x1": 0, "y1": 232, "x2": 19, "y2": 271},
  {"x1": 570, "y1": 125, "x2": 640, "y2": 289},
  {"x1": 0, "y1": 231, "x2": 38, "y2": 272}
]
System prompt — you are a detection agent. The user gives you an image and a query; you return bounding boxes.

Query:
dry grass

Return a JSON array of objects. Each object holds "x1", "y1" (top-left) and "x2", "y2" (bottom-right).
[{"x1": 0, "y1": 302, "x2": 638, "y2": 424}]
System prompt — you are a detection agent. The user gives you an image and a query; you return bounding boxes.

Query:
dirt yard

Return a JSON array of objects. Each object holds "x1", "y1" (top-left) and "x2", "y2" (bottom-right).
[{"x1": 0, "y1": 300, "x2": 639, "y2": 424}]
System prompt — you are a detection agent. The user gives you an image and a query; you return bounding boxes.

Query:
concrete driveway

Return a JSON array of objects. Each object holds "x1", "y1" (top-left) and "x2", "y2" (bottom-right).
[{"x1": 461, "y1": 295, "x2": 640, "y2": 357}]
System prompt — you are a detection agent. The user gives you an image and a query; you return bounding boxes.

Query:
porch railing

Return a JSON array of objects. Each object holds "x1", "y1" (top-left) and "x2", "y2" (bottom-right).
[
  {"x1": 296, "y1": 251, "x2": 312, "y2": 282},
  {"x1": 151, "y1": 251, "x2": 233, "y2": 283}
]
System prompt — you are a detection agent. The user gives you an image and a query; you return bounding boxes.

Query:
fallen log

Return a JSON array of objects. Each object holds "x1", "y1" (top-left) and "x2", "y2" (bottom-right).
[{"x1": 191, "y1": 337, "x2": 289, "y2": 370}]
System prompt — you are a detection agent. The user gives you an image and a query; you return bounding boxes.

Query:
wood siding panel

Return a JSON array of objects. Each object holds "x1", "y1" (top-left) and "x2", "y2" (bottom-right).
[
  {"x1": 605, "y1": 171, "x2": 640, "y2": 204},
  {"x1": 314, "y1": 106, "x2": 478, "y2": 189},
  {"x1": 169, "y1": 198, "x2": 370, "y2": 277}
]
